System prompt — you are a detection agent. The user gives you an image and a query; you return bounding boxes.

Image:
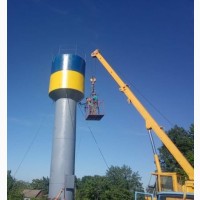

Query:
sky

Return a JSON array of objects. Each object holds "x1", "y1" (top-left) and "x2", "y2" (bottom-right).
[{"x1": 7, "y1": 0, "x2": 194, "y2": 189}]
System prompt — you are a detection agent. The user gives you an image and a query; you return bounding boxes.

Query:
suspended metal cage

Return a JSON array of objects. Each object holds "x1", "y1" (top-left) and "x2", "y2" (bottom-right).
[
  {"x1": 84, "y1": 76, "x2": 104, "y2": 121},
  {"x1": 85, "y1": 97, "x2": 104, "y2": 120}
]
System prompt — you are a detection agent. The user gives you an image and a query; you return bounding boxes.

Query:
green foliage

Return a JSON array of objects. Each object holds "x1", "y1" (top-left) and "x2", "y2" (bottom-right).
[
  {"x1": 30, "y1": 177, "x2": 49, "y2": 194},
  {"x1": 7, "y1": 171, "x2": 49, "y2": 200},
  {"x1": 76, "y1": 175, "x2": 109, "y2": 200},
  {"x1": 7, "y1": 170, "x2": 26, "y2": 200},
  {"x1": 158, "y1": 124, "x2": 194, "y2": 178},
  {"x1": 76, "y1": 165, "x2": 144, "y2": 200},
  {"x1": 103, "y1": 188, "x2": 133, "y2": 200},
  {"x1": 106, "y1": 165, "x2": 144, "y2": 192},
  {"x1": 8, "y1": 188, "x2": 23, "y2": 200},
  {"x1": 8, "y1": 166, "x2": 143, "y2": 199},
  {"x1": 7, "y1": 170, "x2": 15, "y2": 193}
]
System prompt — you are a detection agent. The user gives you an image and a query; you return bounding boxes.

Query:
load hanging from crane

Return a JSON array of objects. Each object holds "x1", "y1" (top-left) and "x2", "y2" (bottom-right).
[{"x1": 84, "y1": 76, "x2": 104, "y2": 121}]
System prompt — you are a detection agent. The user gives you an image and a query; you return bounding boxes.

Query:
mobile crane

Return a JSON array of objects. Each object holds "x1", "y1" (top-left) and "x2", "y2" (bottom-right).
[{"x1": 91, "y1": 49, "x2": 194, "y2": 199}]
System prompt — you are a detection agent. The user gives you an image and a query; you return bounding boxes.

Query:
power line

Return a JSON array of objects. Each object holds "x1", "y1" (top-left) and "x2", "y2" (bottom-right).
[
  {"x1": 128, "y1": 81, "x2": 174, "y2": 127},
  {"x1": 13, "y1": 115, "x2": 47, "y2": 179},
  {"x1": 116, "y1": 68, "x2": 174, "y2": 127}
]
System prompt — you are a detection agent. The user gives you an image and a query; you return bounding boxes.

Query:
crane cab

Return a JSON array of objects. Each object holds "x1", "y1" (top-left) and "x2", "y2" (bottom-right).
[{"x1": 85, "y1": 77, "x2": 104, "y2": 121}]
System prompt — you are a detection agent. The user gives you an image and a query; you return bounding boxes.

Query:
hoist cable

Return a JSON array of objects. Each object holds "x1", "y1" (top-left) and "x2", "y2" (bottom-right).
[{"x1": 90, "y1": 57, "x2": 97, "y2": 80}]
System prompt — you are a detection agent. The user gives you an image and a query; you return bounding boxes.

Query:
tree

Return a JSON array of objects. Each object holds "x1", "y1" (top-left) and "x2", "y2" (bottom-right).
[
  {"x1": 106, "y1": 165, "x2": 144, "y2": 199},
  {"x1": 75, "y1": 165, "x2": 144, "y2": 200},
  {"x1": 158, "y1": 124, "x2": 194, "y2": 178},
  {"x1": 76, "y1": 175, "x2": 109, "y2": 200},
  {"x1": 7, "y1": 171, "x2": 49, "y2": 200},
  {"x1": 30, "y1": 176, "x2": 49, "y2": 194},
  {"x1": 7, "y1": 170, "x2": 26, "y2": 200},
  {"x1": 7, "y1": 170, "x2": 15, "y2": 194}
]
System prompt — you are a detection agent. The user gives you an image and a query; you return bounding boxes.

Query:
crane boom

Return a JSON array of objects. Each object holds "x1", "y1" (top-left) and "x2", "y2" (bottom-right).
[{"x1": 91, "y1": 49, "x2": 194, "y2": 182}]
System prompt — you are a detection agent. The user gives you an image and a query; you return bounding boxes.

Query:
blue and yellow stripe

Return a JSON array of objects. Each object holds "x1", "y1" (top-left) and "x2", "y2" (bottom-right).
[
  {"x1": 49, "y1": 54, "x2": 85, "y2": 102},
  {"x1": 51, "y1": 54, "x2": 85, "y2": 74}
]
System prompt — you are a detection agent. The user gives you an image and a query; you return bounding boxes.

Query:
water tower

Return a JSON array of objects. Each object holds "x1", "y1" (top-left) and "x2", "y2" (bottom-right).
[{"x1": 48, "y1": 54, "x2": 85, "y2": 200}]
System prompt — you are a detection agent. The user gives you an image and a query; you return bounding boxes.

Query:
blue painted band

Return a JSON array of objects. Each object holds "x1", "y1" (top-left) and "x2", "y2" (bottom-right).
[{"x1": 51, "y1": 54, "x2": 85, "y2": 75}]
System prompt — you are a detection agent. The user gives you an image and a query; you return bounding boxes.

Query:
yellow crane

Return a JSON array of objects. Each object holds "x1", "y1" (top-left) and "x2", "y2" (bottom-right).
[{"x1": 91, "y1": 49, "x2": 194, "y2": 199}]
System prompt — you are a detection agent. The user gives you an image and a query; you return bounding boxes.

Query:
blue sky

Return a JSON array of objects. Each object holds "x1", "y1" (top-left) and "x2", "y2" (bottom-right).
[{"x1": 8, "y1": 0, "x2": 194, "y2": 188}]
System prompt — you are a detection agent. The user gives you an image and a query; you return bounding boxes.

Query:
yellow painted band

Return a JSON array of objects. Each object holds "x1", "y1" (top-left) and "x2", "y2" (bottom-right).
[{"x1": 49, "y1": 70, "x2": 84, "y2": 93}]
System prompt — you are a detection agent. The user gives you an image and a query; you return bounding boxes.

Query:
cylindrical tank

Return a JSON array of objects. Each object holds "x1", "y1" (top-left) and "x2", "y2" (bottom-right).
[
  {"x1": 48, "y1": 54, "x2": 85, "y2": 200},
  {"x1": 49, "y1": 54, "x2": 85, "y2": 102}
]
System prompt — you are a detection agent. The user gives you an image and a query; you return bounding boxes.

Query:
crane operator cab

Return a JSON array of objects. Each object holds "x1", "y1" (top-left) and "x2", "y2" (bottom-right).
[{"x1": 84, "y1": 77, "x2": 104, "y2": 120}]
